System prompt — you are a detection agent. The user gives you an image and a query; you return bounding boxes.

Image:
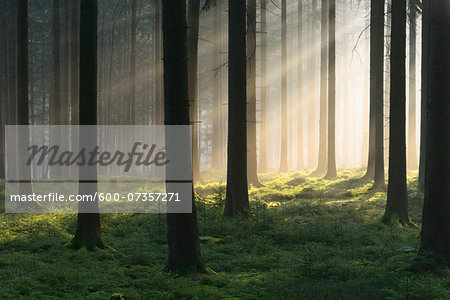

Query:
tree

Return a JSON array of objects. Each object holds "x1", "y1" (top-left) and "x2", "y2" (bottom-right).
[
  {"x1": 371, "y1": 0, "x2": 386, "y2": 191},
  {"x1": 224, "y1": 0, "x2": 249, "y2": 217},
  {"x1": 407, "y1": 1, "x2": 418, "y2": 170},
  {"x1": 419, "y1": 0, "x2": 450, "y2": 262},
  {"x1": 297, "y1": 0, "x2": 303, "y2": 170},
  {"x1": 383, "y1": 0, "x2": 411, "y2": 225},
  {"x1": 70, "y1": 0, "x2": 79, "y2": 125},
  {"x1": 279, "y1": 0, "x2": 288, "y2": 172},
  {"x1": 246, "y1": 0, "x2": 262, "y2": 187},
  {"x1": 418, "y1": 0, "x2": 428, "y2": 191},
  {"x1": 324, "y1": 0, "x2": 336, "y2": 179},
  {"x1": 187, "y1": 0, "x2": 202, "y2": 183},
  {"x1": 129, "y1": 0, "x2": 137, "y2": 125},
  {"x1": 51, "y1": 0, "x2": 61, "y2": 125},
  {"x1": 70, "y1": 0, "x2": 104, "y2": 250},
  {"x1": 162, "y1": 0, "x2": 204, "y2": 273},
  {"x1": 312, "y1": 0, "x2": 328, "y2": 176},
  {"x1": 259, "y1": 0, "x2": 268, "y2": 172}
]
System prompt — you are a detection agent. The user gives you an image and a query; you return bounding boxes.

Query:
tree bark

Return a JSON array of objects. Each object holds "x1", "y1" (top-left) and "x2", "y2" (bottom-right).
[
  {"x1": 407, "y1": 4, "x2": 417, "y2": 170},
  {"x1": 224, "y1": 0, "x2": 249, "y2": 217},
  {"x1": 246, "y1": 0, "x2": 262, "y2": 187},
  {"x1": 130, "y1": 0, "x2": 136, "y2": 125},
  {"x1": 71, "y1": 0, "x2": 79, "y2": 125},
  {"x1": 312, "y1": 0, "x2": 328, "y2": 176},
  {"x1": 371, "y1": 0, "x2": 386, "y2": 191},
  {"x1": 297, "y1": 0, "x2": 303, "y2": 170},
  {"x1": 70, "y1": 0, "x2": 104, "y2": 250},
  {"x1": 51, "y1": 0, "x2": 61, "y2": 125},
  {"x1": 279, "y1": 0, "x2": 288, "y2": 172},
  {"x1": 383, "y1": 0, "x2": 410, "y2": 225},
  {"x1": 259, "y1": 0, "x2": 268, "y2": 172},
  {"x1": 419, "y1": 0, "x2": 450, "y2": 262},
  {"x1": 162, "y1": 0, "x2": 204, "y2": 274}
]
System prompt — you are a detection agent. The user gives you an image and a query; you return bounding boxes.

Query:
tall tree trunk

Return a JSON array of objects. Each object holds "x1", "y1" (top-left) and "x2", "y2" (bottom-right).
[
  {"x1": 70, "y1": 0, "x2": 104, "y2": 250},
  {"x1": 371, "y1": 0, "x2": 386, "y2": 191},
  {"x1": 279, "y1": 0, "x2": 288, "y2": 172},
  {"x1": 224, "y1": 0, "x2": 249, "y2": 217},
  {"x1": 418, "y1": 0, "x2": 428, "y2": 191},
  {"x1": 312, "y1": 0, "x2": 328, "y2": 176},
  {"x1": 0, "y1": 0, "x2": 7, "y2": 179},
  {"x1": 383, "y1": 0, "x2": 410, "y2": 225},
  {"x1": 307, "y1": 0, "x2": 318, "y2": 169},
  {"x1": 246, "y1": 0, "x2": 262, "y2": 186},
  {"x1": 71, "y1": 0, "x2": 79, "y2": 125},
  {"x1": 259, "y1": 0, "x2": 268, "y2": 172},
  {"x1": 17, "y1": 0, "x2": 34, "y2": 198},
  {"x1": 324, "y1": 0, "x2": 335, "y2": 179},
  {"x1": 162, "y1": 0, "x2": 204, "y2": 274},
  {"x1": 407, "y1": 4, "x2": 417, "y2": 170},
  {"x1": 419, "y1": 0, "x2": 450, "y2": 261},
  {"x1": 51, "y1": 0, "x2": 61, "y2": 125},
  {"x1": 7, "y1": 0, "x2": 17, "y2": 126},
  {"x1": 361, "y1": 4, "x2": 370, "y2": 168},
  {"x1": 384, "y1": 0, "x2": 392, "y2": 168},
  {"x1": 187, "y1": 0, "x2": 202, "y2": 183},
  {"x1": 154, "y1": 0, "x2": 163, "y2": 125},
  {"x1": 62, "y1": 0, "x2": 70, "y2": 125},
  {"x1": 98, "y1": 0, "x2": 106, "y2": 124},
  {"x1": 130, "y1": 0, "x2": 136, "y2": 125},
  {"x1": 297, "y1": 0, "x2": 303, "y2": 170}
]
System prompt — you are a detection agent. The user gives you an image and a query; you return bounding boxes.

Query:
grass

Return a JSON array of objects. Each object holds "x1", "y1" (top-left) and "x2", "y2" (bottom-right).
[{"x1": 0, "y1": 169, "x2": 449, "y2": 299}]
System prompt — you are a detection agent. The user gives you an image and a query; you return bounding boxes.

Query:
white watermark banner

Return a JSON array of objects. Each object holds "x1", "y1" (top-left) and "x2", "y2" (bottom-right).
[{"x1": 5, "y1": 125, "x2": 192, "y2": 213}]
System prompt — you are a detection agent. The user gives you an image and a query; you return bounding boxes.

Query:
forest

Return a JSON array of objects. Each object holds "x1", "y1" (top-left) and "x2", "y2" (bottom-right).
[{"x1": 0, "y1": 0, "x2": 449, "y2": 299}]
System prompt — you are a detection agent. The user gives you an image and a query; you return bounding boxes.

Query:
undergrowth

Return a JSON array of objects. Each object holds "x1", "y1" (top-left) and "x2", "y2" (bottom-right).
[{"x1": 0, "y1": 169, "x2": 448, "y2": 299}]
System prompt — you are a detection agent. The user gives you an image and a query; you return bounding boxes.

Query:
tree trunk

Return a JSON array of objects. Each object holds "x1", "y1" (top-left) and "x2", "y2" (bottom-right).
[
  {"x1": 383, "y1": 0, "x2": 410, "y2": 225},
  {"x1": 297, "y1": 0, "x2": 303, "y2": 170},
  {"x1": 324, "y1": 0, "x2": 336, "y2": 179},
  {"x1": 162, "y1": 0, "x2": 204, "y2": 274},
  {"x1": 62, "y1": 0, "x2": 70, "y2": 125},
  {"x1": 418, "y1": 0, "x2": 428, "y2": 192},
  {"x1": 130, "y1": 0, "x2": 136, "y2": 125},
  {"x1": 419, "y1": 0, "x2": 450, "y2": 261},
  {"x1": 279, "y1": 0, "x2": 288, "y2": 172},
  {"x1": 0, "y1": 0, "x2": 7, "y2": 179},
  {"x1": 407, "y1": 5, "x2": 417, "y2": 170},
  {"x1": 51, "y1": 0, "x2": 61, "y2": 125},
  {"x1": 312, "y1": 0, "x2": 328, "y2": 176},
  {"x1": 246, "y1": 0, "x2": 262, "y2": 187},
  {"x1": 307, "y1": 0, "x2": 318, "y2": 169},
  {"x1": 224, "y1": 0, "x2": 249, "y2": 217},
  {"x1": 71, "y1": 0, "x2": 79, "y2": 125},
  {"x1": 371, "y1": 0, "x2": 386, "y2": 191},
  {"x1": 70, "y1": 0, "x2": 104, "y2": 250},
  {"x1": 259, "y1": 0, "x2": 268, "y2": 172},
  {"x1": 154, "y1": 0, "x2": 163, "y2": 125}
]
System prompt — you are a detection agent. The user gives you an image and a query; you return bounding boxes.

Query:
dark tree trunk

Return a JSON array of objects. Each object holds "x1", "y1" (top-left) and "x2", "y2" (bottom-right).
[
  {"x1": 187, "y1": 0, "x2": 202, "y2": 184},
  {"x1": 312, "y1": 0, "x2": 328, "y2": 176},
  {"x1": 418, "y1": 0, "x2": 428, "y2": 192},
  {"x1": 71, "y1": 0, "x2": 79, "y2": 125},
  {"x1": 51, "y1": 0, "x2": 61, "y2": 125},
  {"x1": 407, "y1": 4, "x2": 417, "y2": 170},
  {"x1": 7, "y1": 0, "x2": 17, "y2": 126},
  {"x1": 324, "y1": 0, "x2": 336, "y2": 179},
  {"x1": 162, "y1": 0, "x2": 204, "y2": 274},
  {"x1": 259, "y1": 0, "x2": 268, "y2": 172},
  {"x1": 153, "y1": 0, "x2": 163, "y2": 125},
  {"x1": 419, "y1": 0, "x2": 450, "y2": 261},
  {"x1": 371, "y1": 0, "x2": 386, "y2": 191},
  {"x1": 129, "y1": 0, "x2": 136, "y2": 125},
  {"x1": 246, "y1": 0, "x2": 261, "y2": 187},
  {"x1": 279, "y1": 0, "x2": 288, "y2": 172},
  {"x1": 297, "y1": 0, "x2": 303, "y2": 170},
  {"x1": 70, "y1": 0, "x2": 104, "y2": 250},
  {"x1": 224, "y1": 0, "x2": 249, "y2": 217},
  {"x1": 62, "y1": 0, "x2": 70, "y2": 125},
  {"x1": 383, "y1": 0, "x2": 410, "y2": 225},
  {"x1": 0, "y1": 0, "x2": 7, "y2": 179}
]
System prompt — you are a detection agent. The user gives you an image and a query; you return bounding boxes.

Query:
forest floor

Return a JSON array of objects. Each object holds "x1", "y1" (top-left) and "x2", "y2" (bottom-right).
[{"x1": 0, "y1": 168, "x2": 449, "y2": 299}]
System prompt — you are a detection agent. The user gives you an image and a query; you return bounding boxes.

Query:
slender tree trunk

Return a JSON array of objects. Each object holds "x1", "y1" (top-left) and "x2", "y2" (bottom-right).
[
  {"x1": 162, "y1": 0, "x2": 204, "y2": 274},
  {"x1": 52, "y1": 0, "x2": 61, "y2": 125},
  {"x1": 71, "y1": 0, "x2": 79, "y2": 125},
  {"x1": 371, "y1": 0, "x2": 386, "y2": 191},
  {"x1": 130, "y1": 0, "x2": 136, "y2": 125},
  {"x1": 187, "y1": 0, "x2": 202, "y2": 183},
  {"x1": 407, "y1": 5, "x2": 417, "y2": 170},
  {"x1": 224, "y1": 0, "x2": 249, "y2": 217},
  {"x1": 246, "y1": 0, "x2": 262, "y2": 186},
  {"x1": 384, "y1": 0, "x2": 392, "y2": 168},
  {"x1": 62, "y1": 0, "x2": 70, "y2": 124},
  {"x1": 297, "y1": 0, "x2": 303, "y2": 170},
  {"x1": 0, "y1": 0, "x2": 7, "y2": 179},
  {"x1": 419, "y1": 0, "x2": 450, "y2": 261},
  {"x1": 383, "y1": 0, "x2": 410, "y2": 225},
  {"x1": 70, "y1": 0, "x2": 104, "y2": 250},
  {"x1": 259, "y1": 0, "x2": 268, "y2": 172},
  {"x1": 98, "y1": 0, "x2": 106, "y2": 125},
  {"x1": 361, "y1": 4, "x2": 369, "y2": 168},
  {"x1": 308, "y1": 0, "x2": 318, "y2": 169},
  {"x1": 7, "y1": 0, "x2": 17, "y2": 126},
  {"x1": 279, "y1": 0, "x2": 288, "y2": 172},
  {"x1": 324, "y1": 0, "x2": 336, "y2": 179},
  {"x1": 418, "y1": 0, "x2": 428, "y2": 192},
  {"x1": 312, "y1": 0, "x2": 328, "y2": 176},
  {"x1": 154, "y1": 0, "x2": 163, "y2": 125}
]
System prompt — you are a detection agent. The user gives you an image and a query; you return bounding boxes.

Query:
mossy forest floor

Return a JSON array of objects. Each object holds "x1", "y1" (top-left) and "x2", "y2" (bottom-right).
[{"x1": 0, "y1": 169, "x2": 449, "y2": 299}]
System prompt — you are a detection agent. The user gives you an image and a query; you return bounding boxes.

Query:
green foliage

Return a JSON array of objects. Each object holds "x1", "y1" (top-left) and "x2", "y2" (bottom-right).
[{"x1": 0, "y1": 170, "x2": 449, "y2": 299}]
